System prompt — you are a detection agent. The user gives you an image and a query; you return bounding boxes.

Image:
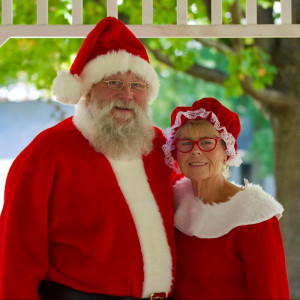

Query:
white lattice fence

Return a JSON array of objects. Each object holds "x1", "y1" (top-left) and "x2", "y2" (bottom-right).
[{"x1": 0, "y1": 0, "x2": 299, "y2": 47}]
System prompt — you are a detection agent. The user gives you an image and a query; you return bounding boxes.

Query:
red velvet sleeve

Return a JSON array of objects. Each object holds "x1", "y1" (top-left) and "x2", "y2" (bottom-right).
[
  {"x1": 0, "y1": 139, "x2": 54, "y2": 299},
  {"x1": 239, "y1": 216, "x2": 290, "y2": 299}
]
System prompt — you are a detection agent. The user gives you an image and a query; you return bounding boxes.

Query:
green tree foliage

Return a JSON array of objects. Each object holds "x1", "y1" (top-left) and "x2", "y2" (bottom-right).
[
  {"x1": 0, "y1": 0, "x2": 107, "y2": 90},
  {"x1": 225, "y1": 47, "x2": 277, "y2": 97}
]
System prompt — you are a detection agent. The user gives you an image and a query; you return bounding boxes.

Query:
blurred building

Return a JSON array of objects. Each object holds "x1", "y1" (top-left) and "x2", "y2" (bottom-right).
[{"x1": 0, "y1": 100, "x2": 74, "y2": 211}]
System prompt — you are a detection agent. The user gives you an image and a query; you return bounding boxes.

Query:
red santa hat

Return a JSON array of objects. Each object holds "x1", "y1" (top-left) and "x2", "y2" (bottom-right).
[
  {"x1": 52, "y1": 17, "x2": 159, "y2": 105},
  {"x1": 162, "y1": 97, "x2": 242, "y2": 172}
]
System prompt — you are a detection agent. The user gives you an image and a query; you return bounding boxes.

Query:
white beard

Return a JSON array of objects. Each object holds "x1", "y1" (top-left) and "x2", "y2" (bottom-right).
[{"x1": 73, "y1": 98, "x2": 155, "y2": 159}]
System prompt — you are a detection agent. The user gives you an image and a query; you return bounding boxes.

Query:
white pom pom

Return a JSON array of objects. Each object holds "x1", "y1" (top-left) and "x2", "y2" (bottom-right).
[{"x1": 52, "y1": 71, "x2": 83, "y2": 105}]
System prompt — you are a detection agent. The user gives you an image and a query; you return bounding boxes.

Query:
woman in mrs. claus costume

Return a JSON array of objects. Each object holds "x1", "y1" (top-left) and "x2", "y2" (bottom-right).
[{"x1": 162, "y1": 97, "x2": 290, "y2": 299}]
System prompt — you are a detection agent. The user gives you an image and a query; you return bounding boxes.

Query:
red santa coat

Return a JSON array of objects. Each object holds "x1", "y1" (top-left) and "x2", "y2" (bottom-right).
[
  {"x1": 0, "y1": 117, "x2": 176, "y2": 299},
  {"x1": 172, "y1": 177, "x2": 290, "y2": 300}
]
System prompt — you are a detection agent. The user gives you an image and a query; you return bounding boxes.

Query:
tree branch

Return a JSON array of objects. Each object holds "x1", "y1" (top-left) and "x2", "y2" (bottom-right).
[
  {"x1": 230, "y1": 2, "x2": 244, "y2": 52},
  {"x1": 195, "y1": 38, "x2": 234, "y2": 54},
  {"x1": 240, "y1": 77, "x2": 297, "y2": 109},
  {"x1": 149, "y1": 48, "x2": 227, "y2": 84},
  {"x1": 149, "y1": 47, "x2": 295, "y2": 109}
]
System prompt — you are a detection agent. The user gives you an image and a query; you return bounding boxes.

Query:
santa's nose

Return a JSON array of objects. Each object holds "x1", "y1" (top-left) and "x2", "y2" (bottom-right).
[{"x1": 118, "y1": 84, "x2": 134, "y2": 101}]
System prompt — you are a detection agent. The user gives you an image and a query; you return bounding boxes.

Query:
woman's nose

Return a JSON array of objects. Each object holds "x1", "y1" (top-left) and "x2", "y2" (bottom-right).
[{"x1": 191, "y1": 143, "x2": 202, "y2": 155}]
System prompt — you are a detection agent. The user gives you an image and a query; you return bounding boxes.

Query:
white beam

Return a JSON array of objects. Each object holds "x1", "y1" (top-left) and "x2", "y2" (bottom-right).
[
  {"x1": 107, "y1": 0, "x2": 118, "y2": 18},
  {"x1": 281, "y1": 0, "x2": 292, "y2": 24},
  {"x1": 211, "y1": 0, "x2": 222, "y2": 25},
  {"x1": 72, "y1": 0, "x2": 83, "y2": 25},
  {"x1": 177, "y1": 0, "x2": 188, "y2": 25},
  {"x1": 2, "y1": 0, "x2": 13, "y2": 24},
  {"x1": 37, "y1": 0, "x2": 48, "y2": 25},
  {"x1": 1, "y1": 24, "x2": 300, "y2": 38},
  {"x1": 246, "y1": 0, "x2": 257, "y2": 25},
  {"x1": 142, "y1": 0, "x2": 153, "y2": 25},
  {"x1": 0, "y1": 36, "x2": 9, "y2": 46},
  {"x1": 129, "y1": 24, "x2": 300, "y2": 38}
]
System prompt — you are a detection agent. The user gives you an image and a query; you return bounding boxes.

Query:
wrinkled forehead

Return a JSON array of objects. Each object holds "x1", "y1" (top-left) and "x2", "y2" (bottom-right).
[{"x1": 176, "y1": 119, "x2": 221, "y2": 139}]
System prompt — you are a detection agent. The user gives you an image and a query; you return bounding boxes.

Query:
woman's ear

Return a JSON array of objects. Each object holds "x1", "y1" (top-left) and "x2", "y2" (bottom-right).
[{"x1": 223, "y1": 151, "x2": 228, "y2": 163}]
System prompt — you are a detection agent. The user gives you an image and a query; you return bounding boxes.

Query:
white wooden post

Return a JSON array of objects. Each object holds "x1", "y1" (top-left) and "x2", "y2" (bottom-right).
[
  {"x1": 246, "y1": 0, "x2": 257, "y2": 25},
  {"x1": 177, "y1": 0, "x2": 188, "y2": 25},
  {"x1": 2, "y1": 0, "x2": 12, "y2": 24},
  {"x1": 37, "y1": 0, "x2": 48, "y2": 25},
  {"x1": 107, "y1": 0, "x2": 118, "y2": 18},
  {"x1": 211, "y1": 0, "x2": 222, "y2": 25},
  {"x1": 142, "y1": 0, "x2": 153, "y2": 25},
  {"x1": 0, "y1": 0, "x2": 12, "y2": 46},
  {"x1": 72, "y1": 0, "x2": 83, "y2": 25},
  {"x1": 281, "y1": 0, "x2": 292, "y2": 24},
  {"x1": 0, "y1": 36, "x2": 8, "y2": 47}
]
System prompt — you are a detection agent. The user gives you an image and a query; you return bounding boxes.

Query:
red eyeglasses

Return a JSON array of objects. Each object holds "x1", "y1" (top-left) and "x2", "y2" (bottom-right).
[{"x1": 175, "y1": 137, "x2": 221, "y2": 153}]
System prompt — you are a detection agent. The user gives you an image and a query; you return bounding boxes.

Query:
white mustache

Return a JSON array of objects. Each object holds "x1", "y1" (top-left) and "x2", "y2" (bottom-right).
[{"x1": 110, "y1": 99, "x2": 137, "y2": 111}]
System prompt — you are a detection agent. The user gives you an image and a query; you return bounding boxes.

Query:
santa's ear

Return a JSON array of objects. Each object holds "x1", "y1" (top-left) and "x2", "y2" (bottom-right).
[{"x1": 85, "y1": 90, "x2": 92, "y2": 105}]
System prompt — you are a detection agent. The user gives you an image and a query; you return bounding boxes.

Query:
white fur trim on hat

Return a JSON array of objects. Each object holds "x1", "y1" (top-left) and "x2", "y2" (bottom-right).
[
  {"x1": 52, "y1": 71, "x2": 83, "y2": 105},
  {"x1": 52, "y1": 50, "x2": 159, "y2": 105}
]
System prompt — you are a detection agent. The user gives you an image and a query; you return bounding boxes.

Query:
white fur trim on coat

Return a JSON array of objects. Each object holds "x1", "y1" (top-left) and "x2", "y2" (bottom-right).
[
  {"x1": 52, "y1": 50, "x2": 159, "y2": 105},
  {"x1": 174, "y1": 177, "x2": 284, "y2": 238},
  {"x1": 108, "y1": 158, "x2": 173, "y2": 297}
]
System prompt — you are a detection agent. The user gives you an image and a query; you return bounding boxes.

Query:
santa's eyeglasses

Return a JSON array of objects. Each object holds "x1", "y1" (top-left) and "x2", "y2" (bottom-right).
[
  {"x1": 175, "y1": 137, "x2": 221, "y2": 153},
  {"x1": 101, "y1": 80, "x2": 149, "y2": 92}
]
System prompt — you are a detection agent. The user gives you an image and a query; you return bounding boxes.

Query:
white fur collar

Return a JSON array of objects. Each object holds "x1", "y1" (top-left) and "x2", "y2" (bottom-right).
[{"x1": 174, "y1": 177, "x2": 284, "y2": 238}]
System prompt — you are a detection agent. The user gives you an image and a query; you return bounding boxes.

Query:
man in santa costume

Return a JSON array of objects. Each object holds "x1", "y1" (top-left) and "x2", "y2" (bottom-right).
[{"x1": 0, "y1": 17, "x2": 176, "y2": 300}]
